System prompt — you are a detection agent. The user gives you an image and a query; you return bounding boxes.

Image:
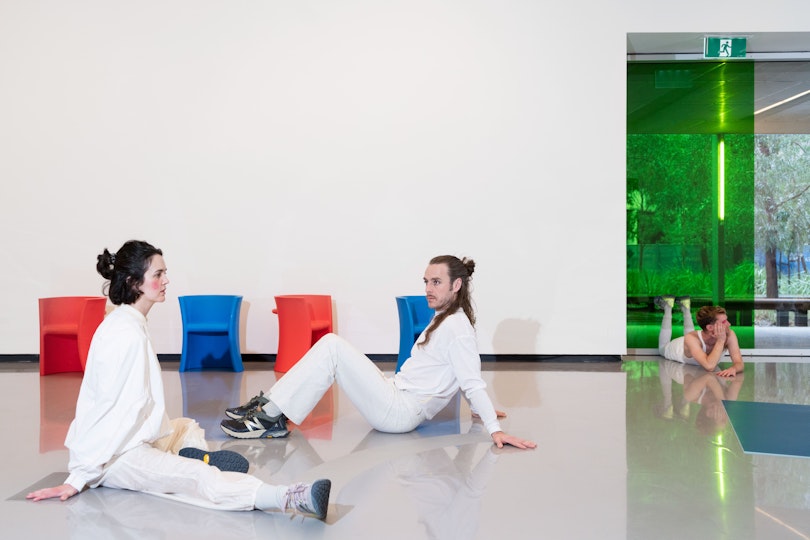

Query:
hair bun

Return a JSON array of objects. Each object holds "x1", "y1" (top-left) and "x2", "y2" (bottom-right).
[
  {"x1": 96, "y1": 249, "x2": 115, "y2": 280},
  {"x1": 462, "y1": 257, "x2": 475, "y2": 277}
]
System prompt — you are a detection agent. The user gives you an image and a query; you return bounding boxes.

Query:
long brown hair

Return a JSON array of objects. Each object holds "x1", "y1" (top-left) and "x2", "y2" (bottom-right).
[{"x1": 420, "y1": 255, "x2": 476, "y2": 346}]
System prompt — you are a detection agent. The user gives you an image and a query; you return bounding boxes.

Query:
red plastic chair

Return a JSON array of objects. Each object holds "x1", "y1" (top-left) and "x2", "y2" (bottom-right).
[
  {"x1": 273, "y1": 295, "x2": 333, "y2": 373},
  {"x1": 38, "y1": 296, "x2": 107, "y2": 375}
]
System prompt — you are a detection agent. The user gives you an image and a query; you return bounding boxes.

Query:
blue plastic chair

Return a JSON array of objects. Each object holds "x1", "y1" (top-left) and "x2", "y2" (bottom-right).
[
  {"x1": 395, "y1": 295, "x2": 435, "y2": 372},
  {"x1": 179, "y1": 295, "x2": 244, "y2": 372}
]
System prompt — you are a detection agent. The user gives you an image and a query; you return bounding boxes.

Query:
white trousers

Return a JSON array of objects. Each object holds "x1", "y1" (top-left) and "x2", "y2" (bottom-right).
[
  {"x1": 101, "y1": 444, "x2": 263, "y2": 511},
  {"x1": 268, "y1": 333, "x2": 426, "y2": 433},
  {"x1": 658, "y1": 305, "x2": 695, "y2": 361}
]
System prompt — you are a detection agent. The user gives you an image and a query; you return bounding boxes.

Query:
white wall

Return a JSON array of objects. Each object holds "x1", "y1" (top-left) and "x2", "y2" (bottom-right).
[{"x1": 1, "y1": 0, "x2": 805, "y2": 356}]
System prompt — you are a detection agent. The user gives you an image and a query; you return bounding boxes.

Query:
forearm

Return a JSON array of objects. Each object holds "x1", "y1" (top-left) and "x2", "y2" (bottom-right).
[
  {"x1": 703, "y1": 344, "x2": 727, "y2": 371},
  {"x1": 718, "y1": 343, "x2": 744, "y2": 374},
  {"x1": 466, "y1": 388, "x2": 502, "y2": 435},
  {"x1": 726, "y1": 358, "x2": 744, "y2": 374}
]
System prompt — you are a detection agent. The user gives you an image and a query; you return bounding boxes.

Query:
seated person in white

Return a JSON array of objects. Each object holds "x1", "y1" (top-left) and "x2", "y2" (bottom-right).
[
  {"x1": 220, "y1": 255, "x2": 536, "y2": 451},
  {"x1": 27, "y1": 240, "x2": 330, "y2": 520}
]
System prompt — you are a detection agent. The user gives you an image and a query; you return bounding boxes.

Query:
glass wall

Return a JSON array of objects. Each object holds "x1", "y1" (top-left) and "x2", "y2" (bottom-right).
[
  {"x1": 753, "y1": 134, "x2": 810, "y2": 330},
  {"x1": 627, "y1": 61, "x2": 755, "y2": 349}
]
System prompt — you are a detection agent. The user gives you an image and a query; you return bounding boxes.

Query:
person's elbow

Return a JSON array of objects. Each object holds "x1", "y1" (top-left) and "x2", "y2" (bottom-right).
[{"x1": 701, "y1": 358, "x2": 719, "y2": 372}]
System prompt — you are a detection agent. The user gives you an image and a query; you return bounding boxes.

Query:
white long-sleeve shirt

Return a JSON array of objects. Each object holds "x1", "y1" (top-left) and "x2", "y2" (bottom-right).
[
  {"x1": 64, "y1": 304, "x2": 171, "y2": 492},
  {"x1": 394, "y1": 310, "x2": 502, "y2": 435}
]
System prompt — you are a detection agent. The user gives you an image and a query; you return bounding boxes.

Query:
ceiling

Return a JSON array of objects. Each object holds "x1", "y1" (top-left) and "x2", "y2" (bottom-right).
[{"x1": 627, "y1": 32, "x2": 810, "y2": 134}]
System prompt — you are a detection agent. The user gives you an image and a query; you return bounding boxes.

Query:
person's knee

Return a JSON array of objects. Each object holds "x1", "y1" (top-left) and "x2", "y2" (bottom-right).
[
  {"x1": 313, "y1": 333, "x2": 341, "y2": 351},
  {"x1": 321, "y1": 332, "x2": 339, "y2": 343}
]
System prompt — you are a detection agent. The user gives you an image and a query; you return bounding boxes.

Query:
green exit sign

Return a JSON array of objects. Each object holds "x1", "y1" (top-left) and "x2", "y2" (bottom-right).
[{"x1": 704, "y1": 37, "x2": 747, "y2": 59}]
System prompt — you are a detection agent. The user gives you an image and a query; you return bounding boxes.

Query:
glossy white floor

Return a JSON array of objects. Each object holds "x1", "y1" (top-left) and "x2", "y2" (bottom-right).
[{"x1": 4, "y1": 359, "x2": 810, "y2": 540}]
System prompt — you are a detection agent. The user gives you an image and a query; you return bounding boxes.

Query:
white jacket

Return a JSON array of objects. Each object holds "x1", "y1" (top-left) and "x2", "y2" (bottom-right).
[
  {"x1": 394, "y1": 310, "x2": 502, "y2": 435},
  {"x1": 64, "y1": 304, "x2": 171, "y2": 491}
]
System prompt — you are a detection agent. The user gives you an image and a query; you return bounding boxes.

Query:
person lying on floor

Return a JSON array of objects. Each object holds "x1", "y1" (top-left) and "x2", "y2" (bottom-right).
[{"x1": 655, "y1": 295, "x2": 744, "y2": 378}]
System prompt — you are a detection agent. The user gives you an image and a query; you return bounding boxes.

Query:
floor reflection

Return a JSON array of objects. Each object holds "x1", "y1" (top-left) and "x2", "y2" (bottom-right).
[
  {"x1": 655, "y1": 359, "x2": 745, "y2": 434},
  {"x1": 16, "y1": 361, "x2": 810, "y2": 539},
  {"x1": 39, "y1": 373, "x2": 82, "y2": 453}
]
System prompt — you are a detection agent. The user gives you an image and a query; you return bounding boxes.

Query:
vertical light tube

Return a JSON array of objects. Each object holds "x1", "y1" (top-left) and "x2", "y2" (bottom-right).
[
  {"x1": 712, "y1": 134, "x2": 725, "y2": 305},
  {"x1": 718, "y1": 135, "x2": 726, "y2": 221}
]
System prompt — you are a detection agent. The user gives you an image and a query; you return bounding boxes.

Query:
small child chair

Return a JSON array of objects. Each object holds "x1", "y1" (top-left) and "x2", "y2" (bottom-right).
[
  {"x1": 38, "y1": 296, "x2": 107, "y2": 375},
  {"x1": 395, "y1": 295, "x2": 435, "y2": 372},
  {"x1": 178, "y1": 295, "x2": 244, "y2": 372},
  {"x1": 273, "y1": 295, "x2": 333, "y2": 373}
]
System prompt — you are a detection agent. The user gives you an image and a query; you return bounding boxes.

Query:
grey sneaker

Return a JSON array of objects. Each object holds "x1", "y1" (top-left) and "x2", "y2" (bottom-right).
[
  {"x1": 225, "y1": 391, "x2": 269, "y2": 420},
  {"x1": 220, "y1": 409, "x2": 290, "y2": 439},
  {"x1": 283, "y1": 479, "x2": 331, "y2": 520},
  {"x1": 675, "y1": 296, "x2": 691, "y2": 310},
  {"x1": 654, "y1": 295, "x2": 675, "y2": 309}
]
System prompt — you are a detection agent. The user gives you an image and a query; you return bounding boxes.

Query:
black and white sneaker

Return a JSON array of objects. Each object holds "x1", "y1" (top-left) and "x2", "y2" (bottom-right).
[
  {"x1": 283, "y1": 479, "x2": 331, "y2": 520},
  {"x1": 220, "y1": 409, "x2": 290, "y2": 439},
  {"x1": 225, "y1": 391, "x2": 270, "y2": 420},
  {"x1": 178, "y1": 447, "x2": 250, "y2": 473}
]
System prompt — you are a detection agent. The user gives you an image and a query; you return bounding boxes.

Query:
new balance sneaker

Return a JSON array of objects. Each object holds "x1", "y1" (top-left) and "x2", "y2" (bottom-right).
[
  {"x1": 654, "y1": 295, "x2": 675, "y2": 309},
  {"x1": 178, "y1": 447, "x2": 250, "y2": 474},
  {"x1": 220, "y1": 409, "x2": 290, "y2": 439},
  {"x1": 225, "y1": 391, "x2": 270, "y2": 420},
  {"x1": 283, "y1": 479, "x2": 331, "y2": 520}
]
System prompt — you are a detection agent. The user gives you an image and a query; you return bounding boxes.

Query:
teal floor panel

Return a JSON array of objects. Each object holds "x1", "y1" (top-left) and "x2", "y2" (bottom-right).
[{"x1": 724, "y1": 400, "x2": 810, "y2": 458}]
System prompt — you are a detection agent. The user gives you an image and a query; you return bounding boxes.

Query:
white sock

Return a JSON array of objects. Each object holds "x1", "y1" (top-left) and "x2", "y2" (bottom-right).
[
  {"x1": 262, "y1": 399, "x2": 283, "y2": 418},
  {"x1": 255, "y1": 483, "x2": 287, "y2": 512},
  {"x1": 658, "y1": 306, "x2": 674, "y2": 352}
]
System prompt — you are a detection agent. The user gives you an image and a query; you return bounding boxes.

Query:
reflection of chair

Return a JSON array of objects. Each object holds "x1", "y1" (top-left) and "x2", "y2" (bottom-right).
[
  {"x1": 181, "y1": 371, "x2": 244, "y2": 439},
  {"x1": 395, "y1": 295, "x2": 434, "y2": 372},
  {"x1": 415, "y1": 391, "x2": 461, "y2": 437},
  {"x1": 39, "y1": 296, "x2": 107, "y2": 375},
  {"x1": 294, "y1": 386, "x2": 335, "y2": 440},
  {"x1": 179, "y1": 295, "x2": 244, "y2": 372},
  {"x1": 273, "y1": 295, "x2": 333, "y2": 373},
  {"x1": 39, "y1": 372, "x2": 83, "y2": 452}
]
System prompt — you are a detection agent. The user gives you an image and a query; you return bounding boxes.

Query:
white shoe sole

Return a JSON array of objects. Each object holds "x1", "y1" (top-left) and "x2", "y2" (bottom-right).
[{"x1": 219, "y1": 423, "x2": 290, "y2": 439}]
